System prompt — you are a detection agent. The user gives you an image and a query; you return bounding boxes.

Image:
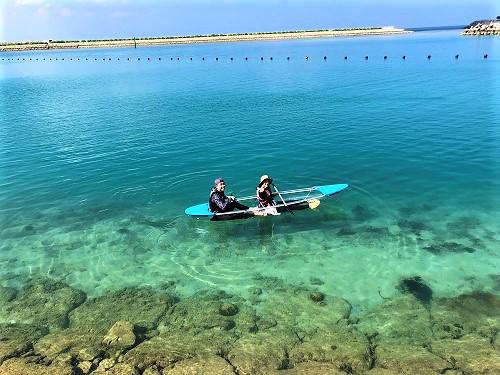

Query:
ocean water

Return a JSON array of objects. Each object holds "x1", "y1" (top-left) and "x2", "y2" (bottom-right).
[{"x1": 0, "y1": 30, "x2": 499, "y2": 313}]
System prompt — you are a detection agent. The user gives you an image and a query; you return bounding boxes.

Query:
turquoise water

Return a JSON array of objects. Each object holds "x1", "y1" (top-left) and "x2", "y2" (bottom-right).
[{"x1": 1, "y1": 31, "x2": 499, "y2": 312}]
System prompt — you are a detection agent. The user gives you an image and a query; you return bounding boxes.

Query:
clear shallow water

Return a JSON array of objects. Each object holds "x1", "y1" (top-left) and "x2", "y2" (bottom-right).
[{"x1": 0, "y1": 31, "x2": 499, "y2": 311}]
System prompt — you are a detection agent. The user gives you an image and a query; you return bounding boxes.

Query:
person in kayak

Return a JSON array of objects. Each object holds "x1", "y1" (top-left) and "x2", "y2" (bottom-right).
[
  {"x1": 209, "y1": 178, "x2": 250, "y2": 214},
  {"x1": 256, "y1": 175, "x2": 280, "y2": 215}
]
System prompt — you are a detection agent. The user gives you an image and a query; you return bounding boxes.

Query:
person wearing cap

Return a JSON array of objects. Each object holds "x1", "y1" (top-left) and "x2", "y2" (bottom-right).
[
  {"x1": 209, "y1": 178, "x2": 249, "y2": 214},
  {"x1": 256, "y1": 175, "x2": 280, "y2": 216}
]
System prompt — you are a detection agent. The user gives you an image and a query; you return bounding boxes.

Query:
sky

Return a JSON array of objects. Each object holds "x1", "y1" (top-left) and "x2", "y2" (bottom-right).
[{"x1": 1, "y1": 0, "x2": 498, "y2": 42}]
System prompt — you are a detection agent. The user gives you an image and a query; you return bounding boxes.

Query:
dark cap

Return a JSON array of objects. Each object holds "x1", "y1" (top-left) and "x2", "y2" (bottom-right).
[{"x1": 214, "y1": 178, "x2": 224, "y2": 185}]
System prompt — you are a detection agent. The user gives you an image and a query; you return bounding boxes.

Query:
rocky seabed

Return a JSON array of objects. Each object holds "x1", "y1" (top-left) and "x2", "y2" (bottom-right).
[{"x1": 0, "y1": 277, "x2": 499, "y2": 375}]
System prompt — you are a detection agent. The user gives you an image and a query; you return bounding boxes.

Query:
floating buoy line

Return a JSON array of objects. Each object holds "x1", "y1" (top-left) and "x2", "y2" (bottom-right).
[{"x1": 0, "y1": 54, "x2": 492, "y2": 63}]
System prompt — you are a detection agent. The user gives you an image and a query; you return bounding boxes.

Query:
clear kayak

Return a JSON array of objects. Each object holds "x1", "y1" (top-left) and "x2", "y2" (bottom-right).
[{"x1": 185, "y1": 183, "x2": 348, "y2": 220}]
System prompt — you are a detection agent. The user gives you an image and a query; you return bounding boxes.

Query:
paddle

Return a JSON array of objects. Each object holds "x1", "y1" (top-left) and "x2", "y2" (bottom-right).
[
  {"x1": 308, "y1": 199, "x2": 321, "y2": 209},
  {"x1": 272, "y1": 183, "x2": 294, "y2": 215}
]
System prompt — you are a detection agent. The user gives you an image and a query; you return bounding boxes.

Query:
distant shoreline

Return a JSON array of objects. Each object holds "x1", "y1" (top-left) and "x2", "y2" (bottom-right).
[{"x1": 0, "y1": 27, "x2": 410, "y2": 52}]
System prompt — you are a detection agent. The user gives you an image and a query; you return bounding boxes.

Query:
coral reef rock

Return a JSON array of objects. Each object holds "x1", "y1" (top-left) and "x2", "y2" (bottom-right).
[
  {"x1": 0, "y1": 278, "x2": 86, "y2": 331},
  {"x1": 103, "y1": 320, "x2": 136, "y2": 351},
  {"x1": 0, "y1": 323, "x2": 47, "y2": 365},
  {"x1": 0, "y1": 357, "x2": 73, "y2": 375},
  {"x1": 289, "y1": 321, "x2": 372, "y2": 373},
  {"x1": 162, "y1": 355, "x2": 235, "y2": 375},
  {"x1": 431, "y1": 334, "x2": 500, "y2": 374},
  {"x1": 159, "y1": 290, "x2": 257, "y2": 335},
  {"x1": 69, "y1": 287, "x2": 176, "y2": 333},
  {"x1": 227, "y1": 329, "x2": 298, "y2": 373},
  {"x1": 358, "y1": 295, "x2": 432, "y2": 344},
  {"x1": 34, "y1": 328, "x2": 105, "y2": 364},
  {"x1": 258, "y1": 287, "x2": 352, "y2": 336},
  {"x1": 430, "y1": 291, "x2": 500, "y2": 340}
]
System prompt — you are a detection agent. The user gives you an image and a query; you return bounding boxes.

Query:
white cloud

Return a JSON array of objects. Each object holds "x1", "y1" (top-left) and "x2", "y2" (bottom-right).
[
  {"x1": 13, "y1": 0, "x2": 128, "y2": 5},
  {"x1": 59, "y1": 7, "x2": 74, "y2": 16},
  {"x1": 15, "y1": 0, "x2": 48, "y2": 5}
]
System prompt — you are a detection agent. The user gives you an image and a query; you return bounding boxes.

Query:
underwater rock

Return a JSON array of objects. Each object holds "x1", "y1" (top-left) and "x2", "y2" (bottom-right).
[
  {"x1": 374, "y1": 342, "x2": 449, "y2": 375},
  {"x1": 22, "y1": 225, "x2": 36, "y2": 235},
  {"x1": 446, "y1": 216, "x2": 481, "y2": 233},
  {"x1": 430, "y1": 291, "x2": 500, "y2": 341},
  {"x1": 95, "y1": 358, "x2": 116, "y2": 372},
  {"x1": 0, "y1": 278, "x2": 86, "y2": 331},
  {"x1": 337, "y1": 227, "x2": 357, "y2": 236},
  {"x1": 289, "y1": 321, "x2": 372, "y2": 373},
  {"x1": 77, "y1": 360, "x2": 93, "y2": 374},
  {"x1": 34, "y1": 328, "x2": 105, "y2": 363},
  {"x1": 0, "y1": 286, "x2": 17, "y2": 303},
  {"x1": 227, "y1": 329, "x2": 299, "y2": 373},
  {"x1": 319, "y1": 207, "x2": 348, "y2": 222},
  {"x1": 258, "y1": 286, "x2": 351, "y2": 335},
  {"x1": 358, "y1": 295, "x2": 432, "y2": 345},
  {"x1": 142, "y1": 367, "x2": 162, "y2": 375},
  {"x1": 69, "y1": 287, "x2": 176, "y2": 334},
  {"x1": 256, "y1": 317, "x2": 278, "y2": 331},
  {"x1": 431, "y1": 334, "x2": 500, "y2": 375},
  {"x1": 95, "y1": 362, "x2": 139, "y2": 374},
  {"x1": 309, "y1": 292, "x2": 325, "y2": 302},
  {"x1": 0, "y1": 357, "x2": 73, "y2": 375},
  {"x1": 352, "y1": 205, "x2": 377, "y2": 221},
  {"x1": 161, "y1": 355, "x2": 236, "y2": 375},
  {"x1": 254, "y1": 274, "x2": 286, "y2": 290},
  {"x1": 364, "y1": 369, "x2": 401, "y2": 375},
  {"x1": 124, "y1": 330, "x2": 234, "y2": 371},
  {"x1": 218, "y1": 303, "x2": 239, "y2": 316},
  {"x1": 102, "y1": 321, "x2": 136, "y2": 351},
  {"x1": 248, "y1": 286, "x2": 262, "y2": 296},
  {"x1": 158, "y1": 290, "x2": 257, "y2": 335},
  {"x1": 0, "y1": 323, "x2": 48, "y2": 365},
  {"x1": 398, "y1": 276, "x2": 433, "y2": 304},
  {"x1": 279, "y1": 361, "x2": 346, "y2": 374},
  {"x1": 362, "y1": 226, "x2": 390, "y2": 237},
  {"x1": 489, "y1": 274, "x2": 500, "y2": 292},
  {"x1": 309, "y1": 277, "x2": 324, "y2": 286},
  {"x1": 140, "y1": 217, "x2": 177, "y2": 230},
  {"x1": 397, "y1": 219, "x2": 427, "y2": 234},
  {"x1": 423, "y1": 242, "x2": 475, "y2": 254}
]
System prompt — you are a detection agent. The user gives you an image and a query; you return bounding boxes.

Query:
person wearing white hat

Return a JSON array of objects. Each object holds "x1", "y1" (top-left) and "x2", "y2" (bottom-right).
[{"x1": 256, "y1": 175, "x2": 280, "y2": 216}]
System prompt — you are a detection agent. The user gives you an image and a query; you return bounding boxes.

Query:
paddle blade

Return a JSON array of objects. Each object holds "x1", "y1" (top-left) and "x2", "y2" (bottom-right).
[{"x1": 308, "y1": 199, "x2": 321, "y2": 209}]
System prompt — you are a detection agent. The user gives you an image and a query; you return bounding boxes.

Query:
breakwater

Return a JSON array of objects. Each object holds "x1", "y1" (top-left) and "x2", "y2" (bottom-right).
[
  {"x1": 463, "y1": 20, "x2": 500, "y2": 35},
  {"x1": 0, "y1": 27, "x2": 410, "y2": 52}
]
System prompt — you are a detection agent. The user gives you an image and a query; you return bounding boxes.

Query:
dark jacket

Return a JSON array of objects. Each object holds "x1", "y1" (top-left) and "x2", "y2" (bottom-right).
[{"x1": 209, "y1": 188, "x2": 232, "y2": 213}]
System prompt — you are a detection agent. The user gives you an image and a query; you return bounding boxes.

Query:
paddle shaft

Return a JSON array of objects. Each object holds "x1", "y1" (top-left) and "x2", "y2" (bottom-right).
[{"x1": 272, "y1": 183, "x2": 294, "y2": 215}]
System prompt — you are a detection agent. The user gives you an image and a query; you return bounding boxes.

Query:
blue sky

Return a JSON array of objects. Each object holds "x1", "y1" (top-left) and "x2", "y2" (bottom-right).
[{"x1": 1, "y1": 0, "x2": 498, "y2": 42}]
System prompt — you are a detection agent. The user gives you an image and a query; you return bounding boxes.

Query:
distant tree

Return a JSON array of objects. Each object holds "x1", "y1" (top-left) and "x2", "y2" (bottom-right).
[{"x1": 497, "y1": 15, "x2": 500, "y2": 20}]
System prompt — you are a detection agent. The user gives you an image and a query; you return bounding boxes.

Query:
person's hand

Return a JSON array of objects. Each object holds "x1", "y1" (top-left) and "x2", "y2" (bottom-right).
[{"x1": 228, "y1": 195, "x2": 235, "y2": 201}]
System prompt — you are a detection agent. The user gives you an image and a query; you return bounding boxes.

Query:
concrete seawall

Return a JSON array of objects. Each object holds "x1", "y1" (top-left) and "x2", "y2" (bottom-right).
[{"x1": 0, "y1": 27, "x2": 411, "y2": 52}]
